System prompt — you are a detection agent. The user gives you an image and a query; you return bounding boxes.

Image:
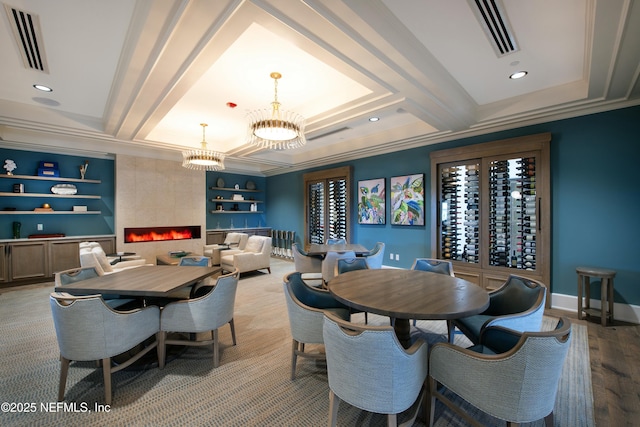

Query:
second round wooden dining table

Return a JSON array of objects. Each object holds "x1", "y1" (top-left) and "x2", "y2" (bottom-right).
[{"x1": 327, "y1": 268, "x2": 490, "y2": 348}]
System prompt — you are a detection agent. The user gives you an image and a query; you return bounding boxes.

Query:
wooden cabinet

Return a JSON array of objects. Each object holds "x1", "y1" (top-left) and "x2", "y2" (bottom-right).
[
  {"x1": 0, "y1": 236, "x2": 115, "y2": 287},
  {"x1": 9, "y1": 241, "x2": 48, "y2": 281},
  {"x1": 430, "y1": 133, "x2": 551, "y2": 301}
]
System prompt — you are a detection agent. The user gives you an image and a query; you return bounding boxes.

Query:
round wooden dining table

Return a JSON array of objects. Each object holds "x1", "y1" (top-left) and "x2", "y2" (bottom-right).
[{"x1": 327, "y1": 269, "x2": 490, "y2": 348}]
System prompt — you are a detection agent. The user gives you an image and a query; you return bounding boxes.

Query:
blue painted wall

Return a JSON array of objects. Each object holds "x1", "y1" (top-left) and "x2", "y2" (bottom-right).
[
  {"x1": 266, "y1": 105, "x2": 640, "y2": 305},
  {"x1": 0, "y1": 149, "x2": 114, "y2": 239},
  {"x1": 205, "y1": 171, "x2": 267, "y2": 230}
]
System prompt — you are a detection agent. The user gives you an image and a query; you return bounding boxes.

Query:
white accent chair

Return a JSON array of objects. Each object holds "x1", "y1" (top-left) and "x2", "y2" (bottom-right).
[
  {"x1": 220, "y1": 235, "x2": 272, "y2": 274},
  {"x1": 79, "y1": 241, "x2": 147, "y2": 275},
  {"x1": 158, "y1": 269, "x2": 239, "y2": 369},
  {"x1": 427, "y1": 317, "x2": 572, "y2": 426},
  {"x1": 292, "y1": 243, "x2": 323, "y2": 287},
  {"x1": 323, "y1": 311, "x2": 429, "y2": 427},
  {"x1": 203, "y1": 232, "x2": 249, "y2": 265},
  {"x1": 50, "y1": 293, "x2": 160, "y2": 405}
]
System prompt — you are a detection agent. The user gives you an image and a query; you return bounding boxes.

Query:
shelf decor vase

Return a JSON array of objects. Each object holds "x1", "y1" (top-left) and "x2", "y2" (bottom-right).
[{"x1": 12, "y1": 221, "x2": 21, "y2": 239}]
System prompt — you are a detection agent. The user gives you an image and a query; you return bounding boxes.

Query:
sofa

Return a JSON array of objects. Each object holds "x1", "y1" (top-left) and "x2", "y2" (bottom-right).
[
  {"x1": 203, "y1": 232, "x2": 249, "y2": 265},
  {"x1": 79, "y1": 241, "x2": 148, "y2": 275},
  {"x1": 220, "y1": 235, "x2": 271, "y2": 274}
]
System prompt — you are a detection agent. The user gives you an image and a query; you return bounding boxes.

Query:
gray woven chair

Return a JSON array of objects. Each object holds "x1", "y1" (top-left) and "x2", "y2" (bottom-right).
[
  {"x1": 50, "y1": 293, "x2": 160, "y2": 405},
  {"x1": 410, "y1": 258, "x2": 454, "y2": 327},
  {"x1": 282, "y1": 272, "x2": 350, "y2": 379},
  {"x1": 158, "y1": 269, "x2": 239, "y2": 369},
  {"x1": 292, "y1": 243, "x2": 323, "y2": 287},
  {"x1": 326, "y1": 238, "x2": 347, "y2": 245},
  {"x1": 54, "y1": 266, "x2": 136, "y2": 309},
  {"x1": 452, "y1": 275, "x2": 546, "y2": 345},
  {"x1": 427, "y1": 317, "x2": 572, "y2": 426},
  {"x1": 322, "y1": 250, "x2": 356, "y2": 284},
  {"x1": 323, "y1": 311, "x2": 429, "y2": 427},
  {"x1": 364, "y1": 242, "x2": 385, "y2": 269},
  {"x1": 335, "y1": 257, "x2": 369, "y2": 323}
]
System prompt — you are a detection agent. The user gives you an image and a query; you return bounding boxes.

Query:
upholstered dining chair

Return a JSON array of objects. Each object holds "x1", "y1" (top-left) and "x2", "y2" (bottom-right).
[
  {"x1": 427, "y1": 317, "x2": 572, "y2": 427},
  {"x1": 160, "y1": 256, "x2": 215, "y2": 300},
  {"x1": 411, "y1": 258, "x2": 454, "y2": 276},
  {"x1": 282, "y1": 272, "x2": 350, "y2": 380},
  {"x1": 322, "y1": 250, "x2": 356, "y2": 284},
  {"x1": 323, "y1": 311, "x2": 429, "y2": 427},
  {"x1": 49, "y1": 293, "x2": 160, "y2": 405},
  {"x1": 326, "y1": 238, "x2": 347, "y2": 245},
  {"x1": 292, "y1": 243, "x2": 324, "y2": 287},
  {"x1": 55, "y1": 267, "x2": 136, "y2": 309},
  {"x1": 363, "y1": 242, "x2": 385, "y2": 269},
  {"x1": 410, "y1": 258, "x2": 455, "y2": 327},
  {"x1": 335, "y1": 257, "x2": 369, "y2": 323},
  {"x1": 158, "y1": 269, "x2": 239, "y2": 369},
  {"x1": 452, "y1": 274, "x2": 547, "y2": 345}
]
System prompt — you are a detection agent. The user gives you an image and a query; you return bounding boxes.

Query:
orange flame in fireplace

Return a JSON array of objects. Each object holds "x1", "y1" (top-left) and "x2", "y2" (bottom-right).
[{"x1": 124, "y1": 226, "x2": 200, "y2": 243}]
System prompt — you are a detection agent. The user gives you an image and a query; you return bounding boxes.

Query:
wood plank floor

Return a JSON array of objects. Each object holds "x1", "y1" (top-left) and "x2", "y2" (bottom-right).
[{"x1": 546, "y1": 308, "x2": 640, "y2": 427}]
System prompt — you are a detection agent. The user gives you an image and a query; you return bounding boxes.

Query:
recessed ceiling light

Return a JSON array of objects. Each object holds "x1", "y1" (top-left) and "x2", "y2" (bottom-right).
[
  {"x1": 509, "y1": 71, "x2": 528, "y2": 79},
  {"x1": 368, "y1": 117, "x2": 380, "y2": 122},
  {"x1": 33, "y1": 84, "x2": 53, "y2": 92}
]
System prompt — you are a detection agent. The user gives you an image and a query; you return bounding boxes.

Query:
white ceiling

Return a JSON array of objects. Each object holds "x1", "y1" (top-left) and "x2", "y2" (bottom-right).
[{"x1": 0, "y1": 0, "x2": 638, "y2": 176}]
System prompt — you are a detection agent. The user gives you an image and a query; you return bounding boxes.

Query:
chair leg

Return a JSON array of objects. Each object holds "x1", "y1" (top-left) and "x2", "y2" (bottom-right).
[
  {"x1": 102, "y1": 357, "x2": 112, "y2": 406},
  {"x1": 291, "y1": 340, "x2": 299, "y2": 380},
  {"x1": 57, "y1": 357, "x2": 70, "y2": 401},
  {"x1": 212, "y1": 328, "x2": 220, "y2": 368},
  {"x1": 387, "y1": 413, "x2": 398, "y2": 427},
  {"x1": 158, "y1": 331, "x2": 166, "y2": 369},
  {"x1": 428, "y1": 376, "x2": 437, "y2": 427},
  {"x1": 328, "y1": 389, "x2": 340, "y2": 427},
  {"x1": 543, "y1": 411, "x2": 554, "y2": 427},
  {"x1": 229, "y1": 318, "x2": 237, "y2": 345}
]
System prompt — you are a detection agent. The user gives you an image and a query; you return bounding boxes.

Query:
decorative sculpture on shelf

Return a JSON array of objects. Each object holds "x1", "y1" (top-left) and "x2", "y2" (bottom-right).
[
  {"x1": 79, "y1": 160, "x2": 89, "y2": 179},
  {"x1": 4, "y1": 159, "x2": 17, "y2": 175}
]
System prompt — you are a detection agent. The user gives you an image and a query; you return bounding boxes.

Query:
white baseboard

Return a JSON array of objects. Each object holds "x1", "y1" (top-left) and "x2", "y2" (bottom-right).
[{"x1": 551, "y1": 293, "x2": 640, "y2": 324}]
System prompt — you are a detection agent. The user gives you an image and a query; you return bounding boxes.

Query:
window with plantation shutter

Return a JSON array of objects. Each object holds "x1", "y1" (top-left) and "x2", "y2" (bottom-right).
[{"x1": 304, "y1": 166, "x2": 352, "y2": 248}]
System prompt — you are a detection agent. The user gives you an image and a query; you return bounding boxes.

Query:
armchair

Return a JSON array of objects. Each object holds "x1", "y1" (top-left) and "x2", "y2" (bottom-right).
[
  {"x1": 79, "y1": 241, "x2": 148, "y2": 275},
  {"x1": 321, "y1": 250, "x2": 356, "y2": 284},
  {"x1": 49, "y1": 293, "x2": 160, "y2": 405},
  {"x1": 203, "y1": 232, "x2": 249, "y2": 265},
  {"x1": 55, "y1": 267, "x2": 136, "y2": 309},
  {"x1": 158, "y1": 269, "x2": 239, "y2": 368},
  {"x1": 427, "y1": 317, "x2": 572, "y2": 426},
  {"x1": 411, "y1": 258, "x2": 454, "y2": 276},
  {"x1": 292, "y1": 243, "x2": 323, "y2": 287},
  {"x1": 323, "y1": 311, "x2": 428, "y2": 427},
  {"x1": 452, "y1": 275, "x2": 547, "y2": 345},
  {"x1": 220, "y1": 235, "x2": 272, "y2": 274},
  {"x1": 282, "y1": 272, "x2": 350, "y2": 379},
  {"x1": 363, "y1": 242, "x2": 385, "y2": 269}
]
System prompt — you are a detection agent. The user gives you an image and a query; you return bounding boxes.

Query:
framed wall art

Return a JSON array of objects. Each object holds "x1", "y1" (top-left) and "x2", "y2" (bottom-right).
[
  {"x1": 390, "y1": 173, "x2": 424, "y2": 225},
  {"x1": 357, "y1": 177, "x2": 385, "y2": 224}
]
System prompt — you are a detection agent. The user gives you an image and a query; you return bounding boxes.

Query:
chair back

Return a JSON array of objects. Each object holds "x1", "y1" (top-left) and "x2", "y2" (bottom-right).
[
  {"x1": 283, "y1": 273, "x2": 331, "y2": 344},
  {"x1": 55, "y1": 267, "x2": 99, "y2": 287},
  {"x1": 49, "y1": 293, "x2": 159, "y2": 361},
  {"x1": 244, "y1": 235, "x2": 271, "y2": 254},
  {"x1": 411, "y1": 258, "x2": 454, "y2": 276},
  {"x1": 322, "y1": 250, "x2": 355, "y2": 283},
  {"x1": 292, "y1": 243, "x2": 322, "y2": 274},
  {"x1": 336, "y1": 257, "x2": 369, "y2": 275},
  {"x1": 326, "y1": 238, "x2": 347, "y2": 245},
  {"x1": 323, "y1": 311, "x2": 428, "y2": 414},
  {"x1": 364, "y1": 242, "x2": 385, "y2": 269},
  {"x1": 224, "y1": 232, "x2": 249, "y2": 250},
  {"x1": 161, "y1": 269, "x2": 239, "y2": 333},
  {"x1": 178, "y1": 256, "x2": 211, "y2": 267},
  {"x1": 430, "y1": 317, "x2": 572, "y2": 423},
  {"x1": 488, "y1": 275, "x2": 546, "y2": 315}
]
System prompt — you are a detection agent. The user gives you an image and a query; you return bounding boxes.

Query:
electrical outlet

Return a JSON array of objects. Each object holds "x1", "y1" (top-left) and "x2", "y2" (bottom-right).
[
  {"x1": 37, "y1": 224, "x2": 43, "y2": 231},
  {"x1": 395, "y1": 254, "x2": 399, "y2": 261},
  {"x1": 389, "y1": 253, "x2": 394, "y2": 260}
]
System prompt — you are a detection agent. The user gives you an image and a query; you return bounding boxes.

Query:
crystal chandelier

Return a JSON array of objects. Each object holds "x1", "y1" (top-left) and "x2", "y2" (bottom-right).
[
  {"x1": 182, "y1": 123, "x2": 225, "y2": 171},
  {"x1": 246, "y1": 72, "x2": 306, "y2": 150}
]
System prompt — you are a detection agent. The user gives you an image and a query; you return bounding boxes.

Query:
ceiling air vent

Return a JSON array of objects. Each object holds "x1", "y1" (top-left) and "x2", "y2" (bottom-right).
[
  {"x1": 307, "y1": 127, "x2": 351, "y2": 142},
  {"x1": 468, "y1": 0, "x2": 518, "y2": 57},
  {"x1": 4, "y1": 3, "x2": 49, "y2": 72}
]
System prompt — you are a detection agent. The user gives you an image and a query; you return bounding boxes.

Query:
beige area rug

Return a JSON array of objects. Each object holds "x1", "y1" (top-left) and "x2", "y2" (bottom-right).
[{"x1": 0, "y1": 258, "x2": 594, "y2": 426}]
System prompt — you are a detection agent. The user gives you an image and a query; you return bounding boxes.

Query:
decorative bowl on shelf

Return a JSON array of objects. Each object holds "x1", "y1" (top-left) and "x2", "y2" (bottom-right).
[
  {"x1": 51, "y1": 184, "x2": 77, "y2": 195},
  {"x1": 216, "y1": 177, "x2": 225, "y2": 188},
  {"x1": 246, "y1": 180, "x2": 256, "y2": 190}
]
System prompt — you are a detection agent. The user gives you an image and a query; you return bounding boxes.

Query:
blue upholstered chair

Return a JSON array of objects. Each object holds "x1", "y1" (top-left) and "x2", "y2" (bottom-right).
[
  {"x1": 363, "y1": 242, "x2": 385, "y2": 269},
  {"x1": 50, "y1": 293, "x2": 160, "y2": 405},
  {"x1": 323, "y1": 311, "x2": 429, "y2": 427},
  {"x1": 427, "y1": 317, "x2": 572, "y2": 426},
  {"x1": 326, "y1": 238, "x2": 347, "y2": 245},
  {"x1": 54, "y1": 267, "x2": 136, "y2": 309},
  {"x1": 411, "y1": 258, "x2": 454, "y2": 276},
  {"x1": 158, "y1": 269, "x2": 239, "y2": 369},
  {"x1": 282, "y1": 272, "x2": 350, "y2": 379},
  {"x1": 178, "y1": 255, "x2": 211, "y2": 266},
  {"x1": 322, "y1": 250, "x2": 356, "y2": 284},
  {"x1": 452, "y1": 275, "x2": 547, "y2": 345}
]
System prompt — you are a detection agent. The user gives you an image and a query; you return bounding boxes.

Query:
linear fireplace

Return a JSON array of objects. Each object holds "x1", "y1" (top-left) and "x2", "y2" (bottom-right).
[{"x1": 124, "y1": 226, "x2": 202, "y2": 243}]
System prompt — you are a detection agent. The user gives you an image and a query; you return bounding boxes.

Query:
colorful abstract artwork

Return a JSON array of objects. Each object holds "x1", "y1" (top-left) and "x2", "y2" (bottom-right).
[
  {"x1": 390, "y1": 174, "x2": 424, "y2": 225},
  {"x1": 357, "y1": 178, "x2": 385, "y2": 224}
]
